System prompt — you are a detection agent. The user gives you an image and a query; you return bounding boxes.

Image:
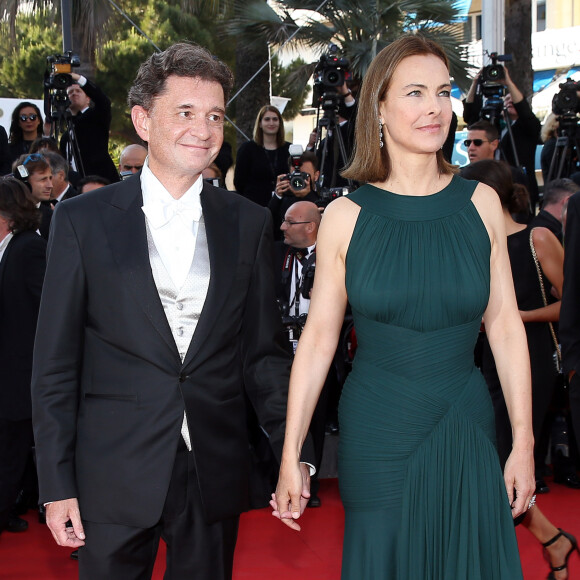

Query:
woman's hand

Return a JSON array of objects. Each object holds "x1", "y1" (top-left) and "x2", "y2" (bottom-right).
[
  {"x1": 270, "y1": 462, "x2": 311, "y2": 531},
  {"x1": 503, "y1": 444, "x2": 535, "y2": 519}
]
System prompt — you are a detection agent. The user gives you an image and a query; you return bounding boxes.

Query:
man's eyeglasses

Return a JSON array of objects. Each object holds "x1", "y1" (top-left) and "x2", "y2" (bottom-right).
[
  {"x1": 121, "y1": 165, "x2": 143, "y2": 171},
  {"x1": 463, "y1": 139, "x2": 491, "y2": 147},
  {"x1": 22, "y1": 153, "x2": 45, "y2": 165},
  {"x1": 282, "y1": 220, "x2": 312, "y2": 226},
  {"x1": 20, "y1": 114, "x2": 38, "y2": 122}
]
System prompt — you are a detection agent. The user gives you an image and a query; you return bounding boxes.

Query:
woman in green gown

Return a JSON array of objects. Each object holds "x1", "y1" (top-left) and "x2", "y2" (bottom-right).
[{"x1": 272, "y1": 35, "x2": 535, "y2": 579}]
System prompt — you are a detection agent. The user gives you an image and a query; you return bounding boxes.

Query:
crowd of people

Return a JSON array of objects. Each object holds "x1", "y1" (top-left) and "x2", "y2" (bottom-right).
[{"x1": 0, "y1": 35, "x2": 580, "y2": 580}]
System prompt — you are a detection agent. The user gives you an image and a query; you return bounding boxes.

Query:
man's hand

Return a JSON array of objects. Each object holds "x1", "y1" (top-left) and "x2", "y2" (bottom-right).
[
  {"x1": 270, "y1": 462, "x2": 311, "y2": 531},
  {"x1": 275, "y1": 173, "x2": 291, "y2": 198},
  {"x1": 46, "y1": 498, "x2": 86, "y2": 548}
]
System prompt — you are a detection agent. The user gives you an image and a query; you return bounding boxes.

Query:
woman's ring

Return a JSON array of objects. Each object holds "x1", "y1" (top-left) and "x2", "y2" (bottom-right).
[{"x1": 528, "y1": 495, "x2": 536, "y2": 510}]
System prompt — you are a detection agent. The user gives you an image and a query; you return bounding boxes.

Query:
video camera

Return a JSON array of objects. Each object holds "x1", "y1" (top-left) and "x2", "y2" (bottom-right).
[
  {"x1": 281, "y1": 144, "x2": 310, "y2": 193},
  {"x1": 477, "y1": 52, "x2": 512, "y2": 122},
  {"x1": 45, "y1": 52, "x2": 80, "y2": 91},
  {"x1": 44, "y1": 52, "x2": 81, "y2": 124},
  {"x1": 552, "y1": 78, "x2": 580, "y2": 118},
  {"x1": 311, "y1": 44, "x2": 350, "y2": 108}
]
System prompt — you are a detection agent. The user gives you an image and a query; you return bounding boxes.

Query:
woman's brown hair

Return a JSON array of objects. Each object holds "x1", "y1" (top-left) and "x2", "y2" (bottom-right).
[
  {"x1": 0, "y1": 176, "x2": 41, "y2": 233},
  {"x1": 461, "y1": 160, "x2": 530, "y2": 214},
  {"x1": 342, "y1": 35, "x2": 457, "y2": 183}
]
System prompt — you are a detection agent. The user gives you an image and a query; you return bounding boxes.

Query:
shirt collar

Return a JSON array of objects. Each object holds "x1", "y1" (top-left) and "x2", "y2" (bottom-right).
[{"x1": 140, "y1": 157, "x2": 203, "y2": 207}]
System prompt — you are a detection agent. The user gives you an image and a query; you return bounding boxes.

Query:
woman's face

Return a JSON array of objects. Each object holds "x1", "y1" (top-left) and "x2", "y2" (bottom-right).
[
  {"x1": 379, "y1": 54, "x2": 452, "y2": 158},
  {"x1": 18, "y1": 106, "x2": 41, "y2": 137},
  {"x1": 260, "y1": 111, "x2": 280, "y2": 136}
]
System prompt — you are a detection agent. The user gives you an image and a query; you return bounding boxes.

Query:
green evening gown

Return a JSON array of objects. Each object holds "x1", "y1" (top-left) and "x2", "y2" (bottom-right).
[{"x1": 338, "y1": 175, "x2": 523, "y2": 579}]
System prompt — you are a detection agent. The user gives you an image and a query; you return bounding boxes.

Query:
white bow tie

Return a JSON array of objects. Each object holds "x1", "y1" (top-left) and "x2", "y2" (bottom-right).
[{"x1": 142, "y1": 196, "x2": 202, "y2": 229}]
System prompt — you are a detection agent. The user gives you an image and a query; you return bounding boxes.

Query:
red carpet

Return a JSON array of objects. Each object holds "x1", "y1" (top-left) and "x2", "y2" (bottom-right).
[{"x1": 1, "y1": 478, "x2": 579, "y2": 579}]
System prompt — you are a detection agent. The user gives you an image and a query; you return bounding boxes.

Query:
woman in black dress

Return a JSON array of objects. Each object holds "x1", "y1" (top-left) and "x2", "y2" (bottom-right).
[
  {"x1": 462, "y1": 159, "x2": 578, "y2": 580},
  {"x1": 234, "y1": 105, "x2": 290, "y2": 206}
]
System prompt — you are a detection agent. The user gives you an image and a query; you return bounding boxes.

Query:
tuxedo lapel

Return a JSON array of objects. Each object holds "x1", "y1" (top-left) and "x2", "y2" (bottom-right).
[
  {"x1": 182, "y1": 184, "x2": 238, "y2": 368},
  {"x1": 102, "y1": 179, "x2": 179, "y2": 361}
]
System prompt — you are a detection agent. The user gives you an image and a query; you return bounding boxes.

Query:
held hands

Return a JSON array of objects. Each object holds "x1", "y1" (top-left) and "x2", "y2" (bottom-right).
[
  {"x1": 46, "y1": 498, "x2": 86, "y2": 548},
  {"x1": 270, "y1": 462, "x2": 311, "y2": 531},
  {"x1": 503, "y1": 446, "x2": 535, "y2": 519}
]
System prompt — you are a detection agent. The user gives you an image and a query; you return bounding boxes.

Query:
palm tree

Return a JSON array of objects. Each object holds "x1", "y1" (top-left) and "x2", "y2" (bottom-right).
[
  {"x1": 226, "y1": 0, "x2": 471, "y2": 90},
  {"x1": 0, "y1": 0, "x2": 114, "y2": 76}
]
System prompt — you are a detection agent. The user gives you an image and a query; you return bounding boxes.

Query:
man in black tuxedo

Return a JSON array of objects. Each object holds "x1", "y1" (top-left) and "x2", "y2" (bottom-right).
[
  {"x1": 59, "y1": 74, "x2": 120, "y2": 184},
  {"x1": 14, "y1": 153, "x2": 53, "y2": 240},
  {"x1": 32, "y1": 43, "x2": 312, "y2": 580},
  {"x1": 0, "y1": 177, "x2": 46, "y2": 534},
  {"x1": 560, "y1": 190, "x2": 580, "y2": 463}
]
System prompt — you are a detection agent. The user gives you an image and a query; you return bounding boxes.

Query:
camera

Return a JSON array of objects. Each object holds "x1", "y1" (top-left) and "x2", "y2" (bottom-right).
[
  {"x1": 314, "y1": 44, "x2": 349, "y2": 89},
  {"x1": 480, "y1": 52, "x2": 511, "y2": 86},
  {"x1": 311, "y1": 44, "x2": 350, "y2": 109},
  {"x1": 477, "y1": 52, "x2": 512, "y2": 122},
  {"x1": 317, "y1": 186, "x2": 354, "y2": 208},
  {"x1": 45, "y1": 52, "x2": 80, "y2": 91},
  {"x1": 282, "y1": 144, "x2": 310, "y2": 193},
  {"x1": 552, "y1": 78, "x2": 580, "y2": 117}
]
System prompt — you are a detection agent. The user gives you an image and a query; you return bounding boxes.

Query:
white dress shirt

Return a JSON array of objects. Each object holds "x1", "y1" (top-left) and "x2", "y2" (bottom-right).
[{"x1": 141, "y1": 160, "x2": 203, "y2": 291}]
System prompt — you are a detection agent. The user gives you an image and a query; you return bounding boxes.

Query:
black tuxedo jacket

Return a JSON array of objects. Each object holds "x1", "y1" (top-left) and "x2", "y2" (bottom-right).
[
  {"x1": 32, "y1": 175, "x2": 310, "y2": 527},
  {"x1": 0, "y1": 231, "x2": 46, "y2": 421},
  {"x1": 561, "y1": 192, "x2": 580, "y2": 373}
]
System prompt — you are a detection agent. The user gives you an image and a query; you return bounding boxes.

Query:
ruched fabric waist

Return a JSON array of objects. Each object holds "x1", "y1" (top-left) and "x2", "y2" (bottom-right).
[{"x1": 352, "y1": 316, "x2": 481, "y2": 383}]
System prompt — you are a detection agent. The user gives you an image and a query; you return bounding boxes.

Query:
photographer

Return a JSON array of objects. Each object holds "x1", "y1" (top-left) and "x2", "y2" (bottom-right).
[
  {"x1": 464, "y1": 66, "x2": 541, "y2": 208},
  {"x1": 269, "y1": 150, "x2": 320, "y2": 239},
  {"x1": 58, "y1": 73, "x2": 120, "y2": 184},
  {"x1": 274, "y1": 201, "x2": 328, "y2": 507}
]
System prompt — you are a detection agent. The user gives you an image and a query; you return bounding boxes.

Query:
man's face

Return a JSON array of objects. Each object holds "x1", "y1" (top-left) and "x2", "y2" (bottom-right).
[
  {"x1": 280, "y1": 205, "x2": 312, "y2": 248},
  {"x1": 51, "y1": 169, "x2": 66, "y2": 197},
  {"x1": 119, "y1": 147, "x2": 147, "y2": 174},
  {"x1": 466, "y1": 130, "x2": 498, "y2": 163},
  {"x1": 503, "y1": 94, "x2": 518, "y2": 120},
  {"x1": 132, "y1": 76, "x2": 225, "y2": 187},
  {"x1": 28, "y1": 169, "x2": 53, "y2": 202},
  {"x1": 67, "y1": 84, "x2": 91, "y2": 113}
]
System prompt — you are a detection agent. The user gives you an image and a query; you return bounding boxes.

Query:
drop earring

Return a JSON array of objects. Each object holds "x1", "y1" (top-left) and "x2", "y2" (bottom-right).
[{"x1": 379, "y1": 119, "x2": 384, "y2": 149}]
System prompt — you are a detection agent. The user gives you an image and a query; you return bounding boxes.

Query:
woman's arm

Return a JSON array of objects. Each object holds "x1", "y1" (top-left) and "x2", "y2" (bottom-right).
[
  {"x1": 519, "y1": 227, "x2": 563, "y2": 323},
  {"x1": 272, "y1": 196, "x2": 359, "y2": 530},
  {"x1": 473, "y1": 184, "x2": 535, "y2": 518}
]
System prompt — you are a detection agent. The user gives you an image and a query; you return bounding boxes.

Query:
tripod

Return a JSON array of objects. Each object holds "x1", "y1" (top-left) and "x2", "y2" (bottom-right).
[
  {"x1": 546, "y1": 116, "x2": 580, "y2": 182},
  {"x1": 44, "y1": 87, "x2": 85, "y2": 177},
  {"x1": 313, "y1": 91, "x2": 354, "y2": 194}
]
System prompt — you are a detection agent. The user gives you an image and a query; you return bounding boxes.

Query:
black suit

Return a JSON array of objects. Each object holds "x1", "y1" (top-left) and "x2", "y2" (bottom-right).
[
  {"x1": 560, "y1": 191, "x2": 580, "y2": 452},
  {"x1": 38, "y1": 202, "x2": 53, "y2": 240},
  {"x1": 0, "y1": 231, "x2": 46, "y2": 530},
  {"x1": 32, "y1": 176, "x2": 312, "y2": 576},
  {"x1": 59, "y1": 79, "x2": 120, "y2": 184}
]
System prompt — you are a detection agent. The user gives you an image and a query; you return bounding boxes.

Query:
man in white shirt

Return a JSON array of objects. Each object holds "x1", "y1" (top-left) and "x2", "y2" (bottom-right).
[{"x1": 32, "y1": 42, "x2": 313, "y2": 580}]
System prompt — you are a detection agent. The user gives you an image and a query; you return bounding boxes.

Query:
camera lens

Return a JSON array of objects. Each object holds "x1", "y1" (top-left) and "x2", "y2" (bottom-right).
[{"x1": 290, "y1": 176, "x2": 306, "y2": 191}]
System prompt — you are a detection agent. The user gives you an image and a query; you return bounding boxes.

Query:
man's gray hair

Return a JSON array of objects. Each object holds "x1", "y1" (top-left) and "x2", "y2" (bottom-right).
[
  {"x1": 128, "y1": 43, "x2": 234, "y2": 111},
  {"x1": 543, "y1": 178, "x2": 579, "y2": 206},
  {"x1": 42, "y1": 151, "x2": 69, "y2": 180}
]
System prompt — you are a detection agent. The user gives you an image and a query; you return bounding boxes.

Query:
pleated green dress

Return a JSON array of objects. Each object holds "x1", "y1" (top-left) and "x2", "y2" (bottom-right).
[{"x1": 338, "y1": 176, "x2": 523, "y2": 579}]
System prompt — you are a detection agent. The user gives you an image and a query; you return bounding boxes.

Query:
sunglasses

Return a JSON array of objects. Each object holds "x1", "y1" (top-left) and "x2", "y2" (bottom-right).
[
  {"x1": 121, "y1": 165, "x2": 143, "y2": 171},
  {"x1": 22, "y1": 153, "x2": 45, "y2": 165},
  {"x1": 20, "y1": 113, "x2": 38, "y2": 122},
  {"x1": 463, "y1": 139, "x2": 491, "y2": 147}
]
